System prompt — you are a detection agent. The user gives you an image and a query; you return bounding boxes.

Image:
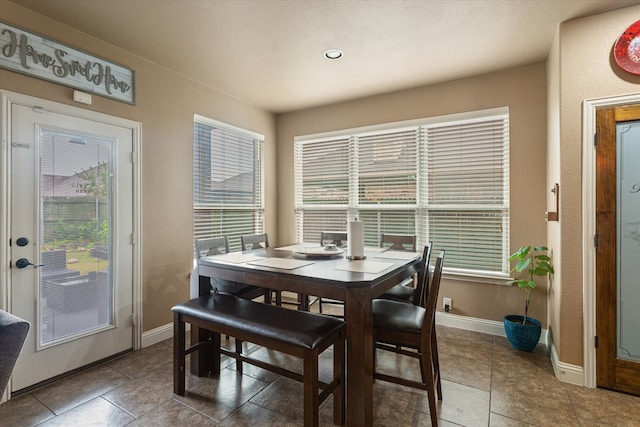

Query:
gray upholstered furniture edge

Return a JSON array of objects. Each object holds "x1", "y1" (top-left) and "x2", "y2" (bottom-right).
[{"x1": 0, "y1": 310, "x2": 30, "y2": 396}]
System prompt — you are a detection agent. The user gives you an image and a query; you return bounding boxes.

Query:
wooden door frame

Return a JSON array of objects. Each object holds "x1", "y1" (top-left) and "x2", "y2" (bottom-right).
[
  {"x1": 0, "y1": 90, "x2": 143, "y2": 398},
  {"x1": 583, "y1": 94, "x2": 640, "y2": 389}
]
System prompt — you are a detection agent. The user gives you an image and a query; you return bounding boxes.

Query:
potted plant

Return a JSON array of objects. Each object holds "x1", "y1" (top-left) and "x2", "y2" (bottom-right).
[{"x1": 504, "y1": 245, "x2": 554, "y2": 351}]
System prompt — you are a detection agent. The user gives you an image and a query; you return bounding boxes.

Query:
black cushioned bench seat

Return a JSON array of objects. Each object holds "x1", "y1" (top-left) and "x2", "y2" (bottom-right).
[{"x1": 172, "y1": 293, "x2": 346, "y2": 426}]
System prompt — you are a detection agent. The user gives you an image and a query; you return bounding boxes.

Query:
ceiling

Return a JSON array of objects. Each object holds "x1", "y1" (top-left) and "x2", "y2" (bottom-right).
[{"x1": 9, "y1": 0, "x2": 640, "y2": 113}]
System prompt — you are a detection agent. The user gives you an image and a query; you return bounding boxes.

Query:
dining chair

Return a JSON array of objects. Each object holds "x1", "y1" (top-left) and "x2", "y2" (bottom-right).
[
  {"x1": 239, "y1": 233, "x2": 282, "y2": 306},
  {"x1": 372, "y1": 249, "x2": 445, "y2": 427},
  {"x1": 378, "y1": 243, "x2": 430, "y2": 352},
  {"x1": 240, "y1": 233, "x2": 269, "y2": 250},
  {"x1": 195, "y1": 236, "x2": 267, "y2": 302},
  {"x1": 378, "y1": 236, "x2": 429, "y2": 306},
  {"x1": 315, "y1": 231, "x2": 349, "y2": 317},
  {"x1": 195, "y1": 236, "x2": 229, "y2": 258}
]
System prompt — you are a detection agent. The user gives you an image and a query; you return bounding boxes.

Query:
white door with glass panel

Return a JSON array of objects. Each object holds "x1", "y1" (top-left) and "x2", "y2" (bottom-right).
[{"x1": 9, "y1": 103, "x2": 134, "y2": 392}]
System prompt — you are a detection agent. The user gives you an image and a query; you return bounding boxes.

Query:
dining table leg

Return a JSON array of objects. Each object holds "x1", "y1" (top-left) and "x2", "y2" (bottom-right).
[
  {"x1": 191, "y1": 274, "x2": 214, "y2": 376},
  {"x1": 344, "y1": 286, "x2": 374, "y2": 425}
]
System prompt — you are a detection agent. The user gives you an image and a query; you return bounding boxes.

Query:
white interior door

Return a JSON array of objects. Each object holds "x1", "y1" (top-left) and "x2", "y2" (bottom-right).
[{"x1": 9, "y1": 103, "x2": 135, "y2": 392}]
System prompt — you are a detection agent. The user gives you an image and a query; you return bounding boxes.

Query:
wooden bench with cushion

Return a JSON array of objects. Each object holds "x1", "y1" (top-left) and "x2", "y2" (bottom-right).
[{"x1": 172, "y1": 293, "x2": 346, "y2": 426}]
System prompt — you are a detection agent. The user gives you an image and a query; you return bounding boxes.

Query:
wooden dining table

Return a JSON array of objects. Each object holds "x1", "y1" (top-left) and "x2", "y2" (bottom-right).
[{"x1": 194, "y1": 244, "x2": 421, "y2": 426}]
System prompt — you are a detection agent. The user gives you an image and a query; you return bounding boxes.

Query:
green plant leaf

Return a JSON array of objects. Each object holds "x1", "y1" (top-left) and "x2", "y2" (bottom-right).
[
  {"x1": 517, "y1": 280, "x2": 536, "y2": 289},
  {"x1": 509, "y1": 245, "x2": 530, "y2": 261},
  {"x1": 531, "y1": 266, "x2": 547, "y2": 276},
  {"x1": 514, "y1": 258, "x2": 530, "y2": 272}
]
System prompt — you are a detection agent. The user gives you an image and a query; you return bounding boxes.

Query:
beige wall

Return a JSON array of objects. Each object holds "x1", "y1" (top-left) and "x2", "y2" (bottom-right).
[
  {"x1": 1, "y1": 1, "x2": 277, "y2": 332},
  {"x1": 276, "y1": 64, "x2": 549, "y2": 323},
  {"x1": 548, "y1": 4, "x2": 640, "y2": 366}
]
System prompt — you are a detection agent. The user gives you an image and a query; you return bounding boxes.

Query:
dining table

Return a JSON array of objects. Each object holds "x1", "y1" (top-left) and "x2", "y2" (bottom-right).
[{"x1": 194, "y1": 243, "x2": 421, "y2": 426}]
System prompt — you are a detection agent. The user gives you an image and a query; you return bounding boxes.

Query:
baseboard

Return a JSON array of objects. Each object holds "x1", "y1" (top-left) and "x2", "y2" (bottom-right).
[
  {"x1": 435, "y1": 311, "x2": 548, "y2": 346},
  {"x1": 435, "y1": 311, "x2": 511, "y2": 338},
  {"x1": 549, "y1": 340, "x2": 584, "y2": 386},
  {"x1": 141, "y1": 322, "x2": 181, "y2": 348}
]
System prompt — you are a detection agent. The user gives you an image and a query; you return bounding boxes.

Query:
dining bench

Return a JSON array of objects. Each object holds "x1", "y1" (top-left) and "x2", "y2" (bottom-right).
[{"x1": 172, "y1": 292, "x2": 346, "y2": 426}]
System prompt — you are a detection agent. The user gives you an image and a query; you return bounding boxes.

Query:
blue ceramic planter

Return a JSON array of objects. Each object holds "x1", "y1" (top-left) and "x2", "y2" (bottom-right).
[{"x1": 503, "y1": 315, "x2": 541, "y2": 352}]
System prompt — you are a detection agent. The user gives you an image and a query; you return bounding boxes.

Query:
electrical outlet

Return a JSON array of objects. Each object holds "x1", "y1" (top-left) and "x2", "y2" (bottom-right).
[{"x1": 443, "y1": 297, "x2": 452, "y2": 312}]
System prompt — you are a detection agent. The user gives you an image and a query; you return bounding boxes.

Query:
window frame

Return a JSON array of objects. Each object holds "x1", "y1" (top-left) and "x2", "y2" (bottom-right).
[
  {"x1": 193, "y1": 114, "x2": 265, "y2": 253},
  {"x1": 294, "y1": 107, "x2": 510, "y2": 282}
]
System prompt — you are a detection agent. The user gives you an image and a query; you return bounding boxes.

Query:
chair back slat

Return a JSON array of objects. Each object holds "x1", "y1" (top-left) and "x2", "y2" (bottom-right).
[
  {"x1": 380, "y1": 234, "x2": 417, "y2": 251},
  {"x1": 320, "y1": 231, "x2": 348, "y2": 248},
  {"x1": 414, "y1": 242, "x2": 433, "y2": 307},
  {"x1": 422, "y1": 250, "x2": 445, "y2": 339}
]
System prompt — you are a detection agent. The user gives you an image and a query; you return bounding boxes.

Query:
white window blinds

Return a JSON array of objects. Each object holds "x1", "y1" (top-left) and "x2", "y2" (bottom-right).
[
  {"x1": 294, "y1": 135, "x2": 350, "y2": 243},
  {"x1": 295, "y1": 108, "x2": 509, "y2": 275},
  {"x1": 425, "y1": 115, "x2": 509, "y2": 272},
  {"x1": 194, "y1": 115, "x2": 264, "y2": 252},
  {"x1": 357, "y1": 127, "x2": 419, "y2": 245}
]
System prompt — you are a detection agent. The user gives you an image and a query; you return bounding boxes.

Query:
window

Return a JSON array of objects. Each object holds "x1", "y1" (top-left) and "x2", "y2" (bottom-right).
[
  {"x1": 193, "y1": 114, "x2": 264, "y2": 252},
  {"x1": 295, "y1": 107, "x2": 509, "y2": 277}
]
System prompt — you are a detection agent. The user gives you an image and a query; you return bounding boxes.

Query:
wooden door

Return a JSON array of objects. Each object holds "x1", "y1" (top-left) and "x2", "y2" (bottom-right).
[{"x1": 595, "y1": 105, "x2": 640, "y2": 395}]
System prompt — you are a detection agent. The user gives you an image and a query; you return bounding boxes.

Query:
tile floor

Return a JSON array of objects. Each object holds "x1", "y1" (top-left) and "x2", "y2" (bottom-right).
[{"x1": 2, "y1": 321, "x2": 640, "y2": 426}]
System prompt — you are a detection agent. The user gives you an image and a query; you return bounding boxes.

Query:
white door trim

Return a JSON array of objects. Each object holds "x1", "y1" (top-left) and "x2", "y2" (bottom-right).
[
  {"x1": 582, "y1": 93, "x2": 640, "y2": 389},
  {"x1": 0, "y1": 90, "x2": 142, "y2": 358}
]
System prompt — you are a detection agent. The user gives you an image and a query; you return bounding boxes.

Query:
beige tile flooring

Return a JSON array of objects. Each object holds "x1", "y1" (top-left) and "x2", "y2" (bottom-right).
[{"x1": 2, "y1": 320, "x2": 640, "y2": 426}]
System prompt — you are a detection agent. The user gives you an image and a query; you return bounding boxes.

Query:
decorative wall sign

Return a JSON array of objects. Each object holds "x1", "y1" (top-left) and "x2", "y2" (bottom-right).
[
  {"x1": 0, "y1": 20, "x2": 135, "y2": 104},
  {"x1": 614, "y1": 19, "x2": 640, "y2": 76}
]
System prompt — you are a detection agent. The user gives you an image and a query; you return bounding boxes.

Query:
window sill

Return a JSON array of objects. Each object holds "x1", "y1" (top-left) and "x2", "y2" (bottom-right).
[{"x1": 441, "y1": 269, "x2": 511, "y2": 286}]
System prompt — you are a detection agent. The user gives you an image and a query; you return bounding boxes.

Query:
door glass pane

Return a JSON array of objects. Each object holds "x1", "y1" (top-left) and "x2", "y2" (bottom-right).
[
  {"x1": 617, "y1": 121, "x2": 640, "y2": 362},
  {"x1": 39, "y1": 129, "x2": 112, "y2": 346}
]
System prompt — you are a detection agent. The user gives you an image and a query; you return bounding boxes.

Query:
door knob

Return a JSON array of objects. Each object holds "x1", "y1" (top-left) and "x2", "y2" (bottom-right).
[{"x1": 15, "y1": 258, "x2": 44, "y2": 269}]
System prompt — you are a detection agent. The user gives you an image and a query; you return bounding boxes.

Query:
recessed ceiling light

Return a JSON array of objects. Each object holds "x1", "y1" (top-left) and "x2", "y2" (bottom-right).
[{"x1": 324, "y1": 49, "x2": 343, "y2": 60}]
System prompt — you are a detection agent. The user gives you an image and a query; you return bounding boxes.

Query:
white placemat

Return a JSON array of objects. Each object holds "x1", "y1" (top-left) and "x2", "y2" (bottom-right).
[
  {"x1": 334, "y1": 260, "x2": 393, "y2": 274},
  {"x1": 203, "y1": 253, "x2": 262, "y2": 264},
  {"x1": 374, "y1": 250, "x2": 419, "y2": 260},
  {"x1": 364, "y1": 246, "x2": 387, "y2": 253},
  {"x1": 247, "y1": 258, "x2": 315, "y2": 270}
]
